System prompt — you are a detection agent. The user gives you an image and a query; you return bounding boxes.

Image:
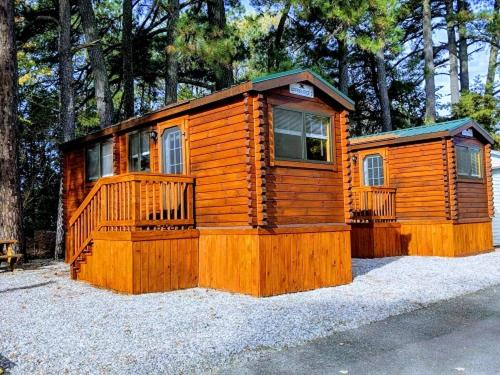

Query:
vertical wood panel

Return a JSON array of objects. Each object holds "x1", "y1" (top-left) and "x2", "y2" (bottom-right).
[
  {"x1": 77, "y1": 232, "x2": 198, "y2": 294},
  {"x1": 199, "y1": 228, "x2": 352, "y2": 297}
]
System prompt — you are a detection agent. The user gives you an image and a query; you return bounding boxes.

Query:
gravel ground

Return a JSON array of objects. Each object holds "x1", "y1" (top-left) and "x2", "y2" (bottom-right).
[{"x1": 1, "y1": 251, "x2": 500, "y2": 374}]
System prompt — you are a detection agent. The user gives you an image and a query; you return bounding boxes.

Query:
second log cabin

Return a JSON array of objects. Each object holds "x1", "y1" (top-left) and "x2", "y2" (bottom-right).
[{"x1": 350, "y1": 118, "x2": 494, "y2": 258}]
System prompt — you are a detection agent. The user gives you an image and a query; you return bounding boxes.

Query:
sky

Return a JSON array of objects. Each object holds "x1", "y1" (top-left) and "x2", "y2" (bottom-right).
[{"x1": 433, "y1": 28, "x2": 493, "y2": 116}]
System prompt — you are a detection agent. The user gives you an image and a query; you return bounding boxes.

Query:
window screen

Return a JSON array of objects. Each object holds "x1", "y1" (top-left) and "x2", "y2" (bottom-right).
[
  {"x1": 86, "y1": 144, "x2": 100, "y2": 181},
  {"x1": 273, "y1": 108, "x2": 331, "y2": 162},
  {"x1": 101, "y1": 140, "x2": 113, "y2": 176},
  {"x1": 86, "y1": 140, "x2": 114, "y2": 181},
  {"x1": 274, "y1": 108, "x2": 303, "y2": 160},
  {"x1": 129, "y1": 131, "x2": 150, "y2": 171},
  {"x1": 363, "y1": 154, "x2": 384, "y2": 186},
  {"x1": 456, "y1": 145, "x2": 482, "y2": 178}
]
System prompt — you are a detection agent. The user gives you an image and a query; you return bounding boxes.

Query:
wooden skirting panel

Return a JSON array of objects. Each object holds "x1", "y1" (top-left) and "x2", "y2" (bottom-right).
[
  {"x1": 453, "y1": 221, "x2": 493, "y2": 257},
  {"x1": 199, "y1": 225, "x2": 352, "y2": 297},
  {"x1": 77, "y1": 230, "x2": 199, "y2": 294},
  {"x1": 351, "y1": 221, "x2": 493, "y2": 258},
  {"x1": 351, "y1": 223, "x2": 401, "y2": 258}
]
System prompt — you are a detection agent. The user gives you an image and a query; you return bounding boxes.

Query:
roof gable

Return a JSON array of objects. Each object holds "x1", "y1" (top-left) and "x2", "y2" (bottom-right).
[{"x1": 252, "y1": 68, "x2": 355, "y2": 110}]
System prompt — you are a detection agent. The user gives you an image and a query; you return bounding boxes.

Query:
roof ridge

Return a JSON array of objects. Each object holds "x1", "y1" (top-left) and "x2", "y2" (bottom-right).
[
  {"x1": 352, "y1": 117, "x2": 472, "y2": 139},
  {"x1": 251, "y1": 68, "x2": 355, "y2": 105}
]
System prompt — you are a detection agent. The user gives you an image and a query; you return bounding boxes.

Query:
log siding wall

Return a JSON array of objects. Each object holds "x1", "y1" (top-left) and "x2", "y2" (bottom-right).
[
  {"x1": 264, "y1": 89, "x2": 346, "y2": 225},
  {"x1": 64, "y1": 86, "x2": 350, "y2": 232},
  {"x1": 352, "y1": 139, "x2": 448, "y2": 221},
  {"x1": 188, "y1": 97, "x2": 252, "y2": 227}
]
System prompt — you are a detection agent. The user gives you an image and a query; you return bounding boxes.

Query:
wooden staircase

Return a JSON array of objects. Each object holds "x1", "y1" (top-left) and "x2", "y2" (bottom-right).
[{"x1": 66, "y1": 173, "x2": 195, "y2": 278}]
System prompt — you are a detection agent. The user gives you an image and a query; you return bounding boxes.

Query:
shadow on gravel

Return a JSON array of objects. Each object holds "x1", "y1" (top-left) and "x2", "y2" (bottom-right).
[
  {"x1": 0, "y1": 353, "x2": 16, "y2": 374},
  {"x1": 0, "y1": 281, "x2": 55, "y2": 294},
  {"x1": 352, "y1": 257, "x2": 402, "y2": 278}
]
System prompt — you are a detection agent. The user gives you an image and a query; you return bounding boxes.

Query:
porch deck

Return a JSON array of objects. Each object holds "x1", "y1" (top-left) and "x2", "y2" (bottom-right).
[
  {"x1": 352, "y1": 186, "x2": 397, "y2": 223},
  {"x1": 67, "y1": 173, "x2": 196, "y2": 285}
]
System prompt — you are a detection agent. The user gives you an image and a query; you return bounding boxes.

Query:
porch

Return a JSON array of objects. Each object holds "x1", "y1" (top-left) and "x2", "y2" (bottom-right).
[
  {"x1": 352, "y1": 186, "x2": 397, "y2": 223},
  {"x1": 67, "y1": 173, "x2": 198, "y2": 293}
]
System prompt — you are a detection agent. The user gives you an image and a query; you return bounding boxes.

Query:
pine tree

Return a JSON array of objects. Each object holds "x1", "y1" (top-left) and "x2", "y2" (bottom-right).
[
  {"x1": 0, "y1": 0, "x2": 23, "y2": 248},
  {"x1": 423, "y1": 0, "x2": 436, "y2": 122},
  {"x1": 78, "y1": 0, "x2": 115, "y2": 127},
  {"x1": 122, "y1": 0, "x2": 134, "y2": 118},
  {"x1": 55, "y1": 0, "x2": 76, "y2": 260}
]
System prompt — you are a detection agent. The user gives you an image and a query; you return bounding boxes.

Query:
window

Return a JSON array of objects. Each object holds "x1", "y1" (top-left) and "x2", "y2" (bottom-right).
[
  {"x1": 86, "y1": 140, "x2": 113, "y2": 181},
  {"x1": 363, "y1": 154, "x2": 384, "y2": 186},
  {"x1": 274, "y1": 108, "x2": 332, "y2": 163},
  {"x1": 162, "y1": 127, "x2": 183, "y2": 174},
  {"x1": 129, "y1": 131, "x2": 150, "y2": 171},
  {"x1": 456, "y1": 145, "x2": 483, "y2": 178}
]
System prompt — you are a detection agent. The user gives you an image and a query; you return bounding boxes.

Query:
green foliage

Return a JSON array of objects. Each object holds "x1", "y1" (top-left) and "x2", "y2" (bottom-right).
[
  {"x1": 18, "y1": 88, "x2": 60, "y2": 236},
  {"x1": 453, "y1": 88, "x2": 500, "y2": 148}
]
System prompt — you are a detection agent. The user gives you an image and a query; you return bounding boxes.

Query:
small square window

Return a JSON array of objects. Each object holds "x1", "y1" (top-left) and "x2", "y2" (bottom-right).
[
  {"x1": 456, "y1": 145, "x2": 482, "y2": 179},
  {"x1": 86, "y1": 140, "x2": 114, "y2": 181},
  {"x1": 129, "y1": 131, "x2": 150, "y2": 172}
]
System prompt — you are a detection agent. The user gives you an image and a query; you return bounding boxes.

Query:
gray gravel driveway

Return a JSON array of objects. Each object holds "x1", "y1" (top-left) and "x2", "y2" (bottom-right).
[{"x1": 1, "y1": 251, "x2": 500, "y2": 374}]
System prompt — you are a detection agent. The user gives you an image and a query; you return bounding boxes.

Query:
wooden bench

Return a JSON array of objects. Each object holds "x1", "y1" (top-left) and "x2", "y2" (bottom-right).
[{"x1": 0, "y1": 240, "x2": 23, "y2": 271}]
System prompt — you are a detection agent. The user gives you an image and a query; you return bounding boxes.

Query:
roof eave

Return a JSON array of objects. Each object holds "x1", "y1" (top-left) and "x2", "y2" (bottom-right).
[{"x1": 350, "y1": 131, "x2": 451, "y2": 150}]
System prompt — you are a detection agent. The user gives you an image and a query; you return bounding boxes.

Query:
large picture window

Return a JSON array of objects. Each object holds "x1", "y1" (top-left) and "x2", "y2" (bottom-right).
[
  {"x1": 86, "y1": 139, "x2": 113, "y2": 181},
  {"x1": 129, "y1": 130, "x2": 150, "y2": 172},
  {"x1": 363, "y1": 154, "x2": 384, "y2": 186},
  {"x1": 273, "y1": 108, "x2": 332, "y2": 163},
  {"x1": 456, "y1": 145, "x2": 483, "y2": 178}
]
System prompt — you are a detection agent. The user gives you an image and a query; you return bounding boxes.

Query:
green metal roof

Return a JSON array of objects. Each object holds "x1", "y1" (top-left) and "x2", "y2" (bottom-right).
[
  {"x1": 252, "y1": 68, "x2": 355, "y2": 106},
  {"x1": 352, "y1": 118, "x2": 473, "y2": 141}
]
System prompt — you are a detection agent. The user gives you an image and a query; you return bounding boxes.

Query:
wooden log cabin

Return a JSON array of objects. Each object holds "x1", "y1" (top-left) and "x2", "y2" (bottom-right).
[
  {"x1": 61, "y1": 68, "x2": 355, "y2": 296},
  {"x1": 350, "y1": 118, "x2": 494, "y2": 258}
]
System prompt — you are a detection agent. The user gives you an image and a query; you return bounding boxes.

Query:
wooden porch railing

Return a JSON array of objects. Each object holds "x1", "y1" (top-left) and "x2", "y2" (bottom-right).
[
  {"x1": 67, "y1": 173, "x2": 194, "y2": 271},
  {"x1": 352, "y1": 187, "x2": 397, "y2": 223}
]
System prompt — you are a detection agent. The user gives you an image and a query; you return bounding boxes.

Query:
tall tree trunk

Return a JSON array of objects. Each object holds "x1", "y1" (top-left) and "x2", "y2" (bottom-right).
[
  {"x1": 486, "y1": 0, "x2": 499, "y2": 96},
  {"x1": 122, "y1": 0, "x2": 134, "y2": 118},
  {"x1": 423, "y1": 0, "x2": 436, "y2": 122},
  {"x1": 55, "y1": 0, "x2": 76, "y2": 260},
  {"x1": 338, "y1": 38, "x2": 349, "y2": 94},
  {"x1": 0, "y1": 0, "x2": 23, "y2": 249},
  {"x1": 165, "y1": 0, "x2": 179, "y2": 105},
  {"x1": 457, "y1": 0, "x2": 469, "y2": 92},
  {"x1": 268, "y1": 0, "x2": 291, "y2": 71},
  {"x1": 369, "y1": 1, "x2": 392, "y2": 132},
  {"x1": 207, "y1": 0, "x2": 233, "y2": 90},
  {"x1": 78, "y1": 0, "x2": 114, "y2": 127},
  {"x1": 445, "y1": 0, "x2": 460, "y2": 105},
  {"x1": 375, "y1": 48, "x2": 392, "y2": 132}
]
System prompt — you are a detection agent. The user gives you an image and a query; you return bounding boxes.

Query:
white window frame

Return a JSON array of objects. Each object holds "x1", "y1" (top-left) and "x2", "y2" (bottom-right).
[
  {"x1": 162, "y1": 126, "x2": 184, "y2": 174},
  {"x1": 363, "y1": 153, "x2": 385, "y2": 186},
  {"x1": 273, "y1": 107, "x2": 332, "y2": 163},
  {"x1": 456, "y1": 145, "x2": 483, "y2": 179}
]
